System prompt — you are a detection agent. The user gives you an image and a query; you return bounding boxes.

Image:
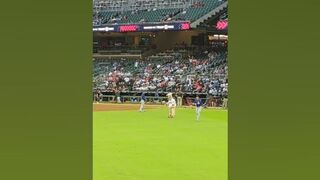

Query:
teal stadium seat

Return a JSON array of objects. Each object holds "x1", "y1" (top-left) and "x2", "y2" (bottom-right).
[
  {"x1": 95, "y1": 0, "x2": 226, "y2": 24},
  {"x1": 174, "y1": 0, "x2": 225, "y2": 22}
]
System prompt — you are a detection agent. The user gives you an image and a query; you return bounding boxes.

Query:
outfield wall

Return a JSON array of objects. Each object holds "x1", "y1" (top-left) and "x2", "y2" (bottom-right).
[{"x1": 93, "y1": 91, "x2": 227, "y2": 107}]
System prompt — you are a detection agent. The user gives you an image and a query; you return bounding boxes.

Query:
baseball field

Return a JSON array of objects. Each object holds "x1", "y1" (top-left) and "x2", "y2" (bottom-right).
[{"x1": 93, "y1": 104, "x2": 228, "y2": 180}]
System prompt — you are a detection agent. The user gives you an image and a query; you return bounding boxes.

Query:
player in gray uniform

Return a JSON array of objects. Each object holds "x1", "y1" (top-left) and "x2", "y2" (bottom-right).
[
  {"x1": 139, "y1": 92, "x2": 146, "y2": 112},
  {"x1": 193, "y1": 96, "x2": 203, "y2": 121}
]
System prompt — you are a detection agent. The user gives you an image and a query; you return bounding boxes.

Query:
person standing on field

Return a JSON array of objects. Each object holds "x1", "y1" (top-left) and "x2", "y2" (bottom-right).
[
  {"x1": 176, "y1": 87, "x2": 183, "y2": 107},
  {"x1": 193, "y1": 95, "x2": 203, "y2": 121},
  {"x1": 166, "y1": 93, "x2": 176, "y2": 118},
  {"x1": 222, "y1": 96, "x2": 228, "y2": 109},
  {"x1": 154, "y1": 90, "x2": 160, "y2": 103},
  {"x1": 139, "y1": 92, "x2": 146, "y2": 112},
  {"x1": 115, "y1": 89, "x2": 121, "y2": 103},
  {"x1": 94, "y1": 89, "x2": 103, "y2": 103}
]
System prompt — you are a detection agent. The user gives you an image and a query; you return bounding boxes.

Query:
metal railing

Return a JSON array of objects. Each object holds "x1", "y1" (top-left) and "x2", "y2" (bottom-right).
[{"x1": 94, "y1": 94, "x2": 226, "y2": 107}]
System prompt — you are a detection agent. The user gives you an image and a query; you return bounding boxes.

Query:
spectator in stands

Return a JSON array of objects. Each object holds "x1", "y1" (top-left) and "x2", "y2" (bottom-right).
[{"x1": 93, "y1": 45, "x2": 228, "y2": 106}]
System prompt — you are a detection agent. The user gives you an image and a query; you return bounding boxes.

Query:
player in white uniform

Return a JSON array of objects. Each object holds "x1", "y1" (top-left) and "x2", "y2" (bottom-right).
[{"x1": 166, "y1": 93, "x2": 176, "y2": 118}]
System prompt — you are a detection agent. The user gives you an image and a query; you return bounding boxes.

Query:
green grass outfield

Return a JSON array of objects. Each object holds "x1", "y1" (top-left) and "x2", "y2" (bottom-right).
[{"x1": 93, "y1": 107, "x2": 227, "y2": 180}]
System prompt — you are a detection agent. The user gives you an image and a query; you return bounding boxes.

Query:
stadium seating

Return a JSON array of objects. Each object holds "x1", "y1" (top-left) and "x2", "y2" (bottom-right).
[
  {"x1": 94, "y1": 0, "x2": 192, "y2": 12},
  {"x1": 93, "y1": 11, "x2": 116, "y2": 25},
  {"x1": 93, "y1": 47, "x2": 228, "y2": 97},
  {"x1": 174, "y1": 0, "x2": 226, "y2": 21},
  {"x1": 93, "y1": 0, "x2": 227, "y2": 25},
  {"x1": 109, "y1": 8, "x2": 182, "y2": 24}
]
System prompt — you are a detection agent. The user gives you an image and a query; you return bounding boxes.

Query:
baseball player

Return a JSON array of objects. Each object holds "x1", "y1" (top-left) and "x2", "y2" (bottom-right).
[
  {"x1": 166, "y1": 93, "x2": 176, "y2": 118},
  {"x1": 193, "y1": 95, "x2": 203, "y2": 121},
  {"x1": 139, "y1": 92, "x2": 146, "y2": 112}
]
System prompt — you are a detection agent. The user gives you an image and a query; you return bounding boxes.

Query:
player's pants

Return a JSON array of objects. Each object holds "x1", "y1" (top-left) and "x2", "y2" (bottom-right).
[
  {"x1": 196, "y1": 106, "x2": 202, "y2": 121},
  {"x1": 222, "y1": 98, "x2": 228, "y2": 109},
  {"x1": 177, "y1": 97, "x2": 182, "y2": 107},
  {"x1": 168, "y1": 107, "x2": 176, "y2": 118},
  {"x1": 139, "y1": 100, "x2": 145, "y2": 111}
]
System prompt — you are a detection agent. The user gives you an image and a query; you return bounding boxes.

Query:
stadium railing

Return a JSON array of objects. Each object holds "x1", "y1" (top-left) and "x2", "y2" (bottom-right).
[{"x1": 94, "y1": 91, "x2": 226, "y2": 107}]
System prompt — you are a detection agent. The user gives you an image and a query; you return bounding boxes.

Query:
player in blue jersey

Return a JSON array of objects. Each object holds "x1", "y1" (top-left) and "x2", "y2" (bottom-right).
[
  {"x1": 193, "y1": 95, "x2": 203, "y2": 121},
  {"x1": 139, "y1": 92, "x2": 146, "y2": 112}
]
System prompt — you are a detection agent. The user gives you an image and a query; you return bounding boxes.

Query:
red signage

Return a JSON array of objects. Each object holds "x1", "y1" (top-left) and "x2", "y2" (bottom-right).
[
  {"x1": 216, "y1": 20, "x2": 228, "y2": 30},
  {"x1": 93, "y1": 22, "x2": 191, "y2": 32},
  {"x1": 181, "y1": 23, "x2": 190, "y2": 30},
  {"x1": 120, "y1": 25, "x2": 138, "y2": 32}
]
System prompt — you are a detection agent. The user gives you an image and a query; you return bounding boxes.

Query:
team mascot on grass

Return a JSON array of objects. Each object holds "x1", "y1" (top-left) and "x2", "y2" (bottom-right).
[{"x1": 166, "y1": 93, "x2": 176, "y2": 118}]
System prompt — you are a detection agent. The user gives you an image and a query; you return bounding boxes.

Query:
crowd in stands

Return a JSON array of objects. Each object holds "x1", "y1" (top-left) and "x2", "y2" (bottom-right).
[{"x1": 93, "y1": 46, "x2": 228, "y2": 97}]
